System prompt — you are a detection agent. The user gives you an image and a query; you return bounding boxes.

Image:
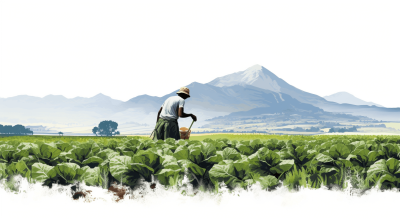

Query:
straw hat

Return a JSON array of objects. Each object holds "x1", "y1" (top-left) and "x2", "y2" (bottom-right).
[{"x1": 176, "y1": 87, "x2": 190, "y2": 97}]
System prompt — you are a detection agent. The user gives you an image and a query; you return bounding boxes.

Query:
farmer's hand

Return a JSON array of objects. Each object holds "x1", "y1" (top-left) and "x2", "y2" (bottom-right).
[{"x1": 191, "y1": 114, "x2": 197, "y2": 121}]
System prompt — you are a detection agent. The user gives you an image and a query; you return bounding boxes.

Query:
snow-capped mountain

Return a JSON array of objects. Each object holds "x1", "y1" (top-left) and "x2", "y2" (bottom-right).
[
  {"x1": 207, "y1": 64, "x2": 325, "y2": 105},
  {"x1": 324, "y1": 92, "x2": 382, "y2": 107},
  {"x1": 208, "y1": 65, "x2": 282, "y2": 92}
]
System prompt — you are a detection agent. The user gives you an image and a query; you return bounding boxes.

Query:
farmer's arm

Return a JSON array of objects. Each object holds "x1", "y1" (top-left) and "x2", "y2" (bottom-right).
[
  {"x1": 157, "y1": 107, "x2": 162, "y2": 122},
  {"x1": 178, "y1": 107, "x2": 197, "y2": 121}
]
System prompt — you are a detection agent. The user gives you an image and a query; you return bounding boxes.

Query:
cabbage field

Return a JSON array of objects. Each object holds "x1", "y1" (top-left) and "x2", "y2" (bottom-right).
[{"x1": 2, "y1": 135, "x2": 400, "y2": 194}]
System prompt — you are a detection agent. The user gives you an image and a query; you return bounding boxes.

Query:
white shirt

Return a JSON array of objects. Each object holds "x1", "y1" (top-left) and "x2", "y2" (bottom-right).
[{"x1": 160, "y1": 96, "x2": 185, "y2": 120}]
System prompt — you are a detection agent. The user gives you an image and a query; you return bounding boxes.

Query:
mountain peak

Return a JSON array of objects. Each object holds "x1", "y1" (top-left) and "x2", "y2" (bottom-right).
[
  {"x1": 207, "y1": 64, "x2": 282, "y2": 92},
  {"x1": 92, "y1": 93, "x2": 109, "y2": 98},
  {"x1": 245, "y1": 64, "x2": 263, "y2": 71},
  {"x1": 43, "y1": 94, "x2": 67, "y2": 99}
]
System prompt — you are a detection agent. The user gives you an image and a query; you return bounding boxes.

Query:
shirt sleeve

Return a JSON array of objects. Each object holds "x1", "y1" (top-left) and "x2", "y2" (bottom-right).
[{"x1": 179, "y1": 99, "x2": 185, "y2": 108}]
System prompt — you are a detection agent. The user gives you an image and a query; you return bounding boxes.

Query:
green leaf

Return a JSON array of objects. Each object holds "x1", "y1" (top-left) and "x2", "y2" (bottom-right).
[
  {"x1": 367, "y1": 159, "x2": 388, "y2": 177},
  {"x1": 79, "y1": 166, "x2": 101, "y2": 186},
  {"x1": 222, "y1": 147, "x2": 241, "y2": 161},
  {"x1": 250, "y1": 139, "x2": 263, "y2": 151},
  {"x1": 165, "y1": 138, "x2": 176, "y2": 146},
  {"x1": 135, "y1": 150, "x2": 160, "y2": 168},
  {"x1": 34, "y1": 143, "x2": 62, "y2": 160},
  {"x1": 13, "y1": 149, "x2": 29, "y2": 161},
  {"x1": 16, "y1": 160, "x2": 31, "y2": 179},
  {"x1": 107, "y1": 140, "x2": 118, "y2": 150},
  {"x1": 17, "y1": 143, "x2": 39, "y2": 154},
  {"x1": 109, "y1": 156, "x2": 142, "y2": 186},
  {"x1": 56, "y1": 143, "x2": 73, "y2": 152},
  {"x1": 381, "y1": 143, "x2": 400, "y2": 159},
  {"x1": 155, "y1": 168, "x2": 183, "y2": 186},
  {"x1": 178, "y1": 159, "x2": 206, "y2": 176},
  {"x1": 160, "y1": 155, "x2": 181, "y2": 170},
  {"x1": 329, "y1": 143, "x2": 351, "y2": 159},
  {"x1": 386, "y1": 158, "x2": 400, "y2": 174},
  {"x1": 82, "y1": 156, "x2": 104, "y2": 168},
  {"x1": 173, "y1": 146, "x2": 189, "y2": 160},
  {"x1": 206, "y1": 153, "x2": 223, "y2": 164},
  {"x1": 188, "y1": 145, "x2": 202, "y2": 164},
  {"x1": 258, "y1": 175, "x2": 279, "y2": 190},
  {"x1": 236, "y1": 143, "x2": 254, "y2": 156},
  {"x1": 97, "y1": 149, "x2": 119, "y2": 160},
  {"x1": 315, "y1": 153, "x2": 335, "y2": 163},
  {"x1": 54, "y1": 163, "x2": 81, "y2": 182},
  {"x1": 58, "y1": 151, "x2": 72, "y2": 162},
  {"x1": 0, "y1": 163, "x2": 8, "y2": 179},
  {"x1": 375, "y1": 174, "x2": 398, "y2": 189},
  {"x1": 319, "y1": 165, "x2": 339, "y2": 174},
  {"x1": 201, "y1": 142, "x2": 217, "y2": 158},
  {"x1": 209, "y1": 163, "x2": 240, "y2": 188},
  {"x1": 270, "y1": 160, "x2": 294, "y2": 174},
  {"x1": 258, "y1": 148, "x2": 280, "y2": 167},
  {"x1": 215, "y1": 141, "x2": 227, "y2": 151},
  {"x1": 6, "y1": 162, "x2": 18, "y2": 176},
  {"x1": 1, "y1": 150, "x2": 15, "y2": 162},
  {"x1": 31, "y1": 163, "x2": 57, "y2": 182}
]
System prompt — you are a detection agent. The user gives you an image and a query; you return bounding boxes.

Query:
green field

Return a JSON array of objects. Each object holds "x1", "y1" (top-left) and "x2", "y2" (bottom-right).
[
  {"x1": 1, "y1": 134, "x2": 400, "y2": 194},
  {"x1": 189, "y1": 133, "x2": 400, "y2": 142},
  {"x1": 2, "y1": 133, "x2": 398, "y2": 143}
]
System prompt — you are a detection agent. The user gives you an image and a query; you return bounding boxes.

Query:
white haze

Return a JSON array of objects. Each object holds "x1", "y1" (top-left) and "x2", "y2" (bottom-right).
[
  {"x1": 1, "y1": 175, "x2": 398, "y2": 223},
  {"x1": 1, "y1": 1, "x2": 400, "y2": 107}
]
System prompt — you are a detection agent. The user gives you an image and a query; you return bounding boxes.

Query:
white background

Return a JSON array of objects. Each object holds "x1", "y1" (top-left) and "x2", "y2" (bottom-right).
[{"x1": 1, "y1": 0, "x2": 399, "y2": 107}]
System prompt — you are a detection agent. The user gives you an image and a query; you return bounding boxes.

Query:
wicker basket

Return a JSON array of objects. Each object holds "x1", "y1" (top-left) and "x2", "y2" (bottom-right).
[{"x1": 179, "y1": 127, "x2": 191, "y2": 139}]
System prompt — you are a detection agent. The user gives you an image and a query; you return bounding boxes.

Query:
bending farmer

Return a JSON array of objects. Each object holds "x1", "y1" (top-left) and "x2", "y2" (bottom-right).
[{"x1": 152, "y1": 87, "x2": 197, "y2": 141}]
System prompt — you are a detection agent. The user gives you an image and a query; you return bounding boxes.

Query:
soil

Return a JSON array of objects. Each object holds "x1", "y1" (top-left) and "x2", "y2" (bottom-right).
[
  {"x1": 150, "y1": 183, "x2": 156, "y2": 189},
  {"x1": 72, "y1": 190, "x2": 92, "y2": 200},
  {"x1": 108, "y1": 183, "x2": 127, "y2": 202}
]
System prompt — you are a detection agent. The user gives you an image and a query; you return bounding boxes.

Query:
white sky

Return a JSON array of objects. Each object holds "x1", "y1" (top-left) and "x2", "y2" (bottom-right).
[{"x1": 1, "y1": 0, "x2": 399, "y2": 107}]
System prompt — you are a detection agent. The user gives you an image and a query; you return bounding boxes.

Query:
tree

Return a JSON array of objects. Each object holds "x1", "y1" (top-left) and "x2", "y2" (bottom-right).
[
  {"x1": 97, "y1": 120, "x2": 118, "y2": 136},
  {"x1": 4, "y1": 125, "x2": 12, "y2": 134},
  {"x1": 92, "y1": 127, "x2": 99, "y2": 136},
  {"x1": 114, "y1": 131, "x2": 120, "y2": 136},
  {"x1": 13, "y1": 124, "x2": 26, "y2": 135},
  {"x1": 58, "y1": 132, "x2": 64, "y2": 136},
  {"x1": 25, "y1": 128, "x2": 33, "y2": 135},
  {"x1": 0, "y1": 124, "x2": 32, "y2": 135}
]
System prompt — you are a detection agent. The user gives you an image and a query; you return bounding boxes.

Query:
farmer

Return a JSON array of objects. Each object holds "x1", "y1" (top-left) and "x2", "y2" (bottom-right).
[{"x1": 152, "y1": 87, "x2": 197, "y2": 141}]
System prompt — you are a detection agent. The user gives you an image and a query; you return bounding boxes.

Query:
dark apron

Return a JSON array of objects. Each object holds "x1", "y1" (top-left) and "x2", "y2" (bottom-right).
[{"x1": 152, "y1": 118, "x2": 180, "y2": 141}]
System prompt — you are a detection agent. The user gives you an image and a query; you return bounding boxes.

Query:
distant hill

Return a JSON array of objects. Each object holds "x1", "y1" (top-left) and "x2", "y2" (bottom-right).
[
  {"x1": 0, "y1": 94, "x2": 124, "y2": 125},
  {"x1": 1, "y1": 64, "x2": 400, "y2": 131},
  {"x1": 0, "y1": 82, "x2": 352, "y2": 129},
  {"x1": 324, "y1": 92, "x2": 382, "y2": 107}
]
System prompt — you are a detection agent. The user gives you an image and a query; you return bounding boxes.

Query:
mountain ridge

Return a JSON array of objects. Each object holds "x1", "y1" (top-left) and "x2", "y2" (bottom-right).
[
  {"x1": 324, "y1": 92, "x2": 382, "y2": 107},
  {"x1": 1, "y1": 65, "x2": 400, "y2": 127}
]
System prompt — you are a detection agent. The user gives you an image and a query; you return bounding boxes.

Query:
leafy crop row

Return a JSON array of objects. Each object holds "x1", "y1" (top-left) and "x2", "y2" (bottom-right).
[{"x1": 1, "y1": 136, "x2": 400, "y2": 192}]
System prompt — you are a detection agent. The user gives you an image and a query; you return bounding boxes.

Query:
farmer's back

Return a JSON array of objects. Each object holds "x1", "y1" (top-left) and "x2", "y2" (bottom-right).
[{"x1": 159, "y1": 96, "x2": 185, "y2": 120}]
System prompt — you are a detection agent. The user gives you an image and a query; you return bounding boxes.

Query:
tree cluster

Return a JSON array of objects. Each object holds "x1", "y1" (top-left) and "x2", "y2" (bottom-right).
[
  {"x1": 0, "y1": 124, "x2": 33, "y2": 135},
  {"x1": 92, "y1": 120, "x2": 120, "y2": 136}
]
